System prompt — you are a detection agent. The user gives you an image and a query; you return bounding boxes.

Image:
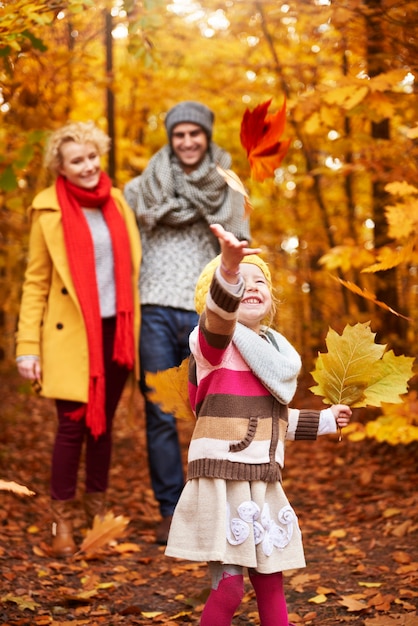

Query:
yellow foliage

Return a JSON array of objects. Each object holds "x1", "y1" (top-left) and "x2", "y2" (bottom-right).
[
  {"x1": 369, "y1": 69, "x2": 410, "y2": 92},
  {"x1": 147, "y1": 358, "x2": 194, "y2": 421},
  {"x1": 310, "y1": 322, "x2": 415, "y2": 407},
  {"x1": 361, "y1": 243, "x2": 415, "y2": 273},
  {"x1": 344, "y1": 391, "x2": 418, "y2": 444},
  {"x1": 385, "y1": 181, "x2": 418, "y2": 197},
  {"x1": 323, "y1": 85, "x2": 368, "y2": 110}
]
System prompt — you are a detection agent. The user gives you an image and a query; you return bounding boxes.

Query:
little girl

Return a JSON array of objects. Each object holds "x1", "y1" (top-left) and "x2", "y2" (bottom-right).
[{"x1": 165, "y1": 224, "x2": 352, "y2": 625}]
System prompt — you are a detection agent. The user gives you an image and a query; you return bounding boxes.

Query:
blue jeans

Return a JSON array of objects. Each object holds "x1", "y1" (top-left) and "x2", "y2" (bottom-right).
[{"x1": 140, "y1": 305, "x2": 198, "y2": 517}]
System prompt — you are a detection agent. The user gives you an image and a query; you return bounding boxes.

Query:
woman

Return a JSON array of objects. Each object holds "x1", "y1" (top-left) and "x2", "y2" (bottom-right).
[{"x1": 16, "y1": 121, "x2": 141, "y2": 557}]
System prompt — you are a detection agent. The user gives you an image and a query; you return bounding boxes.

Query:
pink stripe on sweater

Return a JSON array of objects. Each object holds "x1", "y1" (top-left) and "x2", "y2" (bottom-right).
[{"x1": 196, "y1": 368, "x2": 269, "y2": 404}]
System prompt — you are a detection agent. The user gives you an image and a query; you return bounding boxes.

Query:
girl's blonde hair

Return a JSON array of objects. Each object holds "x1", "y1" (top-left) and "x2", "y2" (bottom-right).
[{"x1": 43, "y1": 121, "x2": 111, "y2": 175}]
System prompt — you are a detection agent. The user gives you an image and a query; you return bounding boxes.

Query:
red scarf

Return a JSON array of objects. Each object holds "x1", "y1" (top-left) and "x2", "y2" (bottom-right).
[{"x1": 57, "y1": 172, "x2": 135, "y2": 438}]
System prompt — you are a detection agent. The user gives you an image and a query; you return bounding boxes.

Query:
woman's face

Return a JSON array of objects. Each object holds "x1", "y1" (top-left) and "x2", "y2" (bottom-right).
[
  {"x1": 59, "y1": 141, "x2": 101, "y2": 189},
  {"x1": 238, "y1": 264, "x2": 272, "y2": 333}
]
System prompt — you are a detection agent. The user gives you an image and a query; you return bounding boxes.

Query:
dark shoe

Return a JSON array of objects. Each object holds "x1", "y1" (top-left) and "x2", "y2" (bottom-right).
[{"x1": 156, "y1": 515, "x2": 172, "y2": 545}]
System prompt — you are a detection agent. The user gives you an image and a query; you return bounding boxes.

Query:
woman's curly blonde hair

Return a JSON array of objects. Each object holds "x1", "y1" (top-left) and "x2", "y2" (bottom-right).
[{"x1": 43, "y1": 121, "x2": 111, "y2": 176}]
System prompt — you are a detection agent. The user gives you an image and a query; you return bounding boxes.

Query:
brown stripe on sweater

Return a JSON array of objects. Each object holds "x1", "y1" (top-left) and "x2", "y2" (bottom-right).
[
  {"x1": 294, "y1": 410, "x2": 320, "y2": 440},
  {"x1": 187, "y1": 458, "x2": 283, "y2": 483},
  {"x1": 199, "y1": 312, "x2": 232, "y2": 350},
  {"x1": 198, "y1": 394, "x2": 275, "y2": 419},
  {"x1": 209, "y1": 277, "x2": 242, "y2": 314}
]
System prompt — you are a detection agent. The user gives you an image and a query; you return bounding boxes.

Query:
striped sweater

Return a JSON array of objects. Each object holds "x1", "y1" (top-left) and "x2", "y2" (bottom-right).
[{"x1": 187, "y1": 268, "x2": 337, "y2": 483}]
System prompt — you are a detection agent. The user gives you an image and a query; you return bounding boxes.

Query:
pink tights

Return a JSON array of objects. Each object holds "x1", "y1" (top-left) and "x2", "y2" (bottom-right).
[
  {"x1": 200, "y1": 568, "x2": 244, "y2": 626},
  {"x1": 200, "y1": 564, "x2": 290, "y2": 626},
  {"x1": 249, "y1": 569, "x2": 290, "y2": 626}
]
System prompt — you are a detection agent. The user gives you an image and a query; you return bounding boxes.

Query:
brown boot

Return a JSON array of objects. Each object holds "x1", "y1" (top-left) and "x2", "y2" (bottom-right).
[
  {"x1": 50, "y1": 499, "x2": 77, "y2": 558},
  {"x1": 83, "y1": 492, "x2": 107, "y2": 528},
  {"x1": 156, "y1": 515, "x2": 173, "y2": 545}
]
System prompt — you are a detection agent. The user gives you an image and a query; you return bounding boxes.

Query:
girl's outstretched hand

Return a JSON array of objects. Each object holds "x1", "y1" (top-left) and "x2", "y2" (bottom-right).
[
  {"x1": 331, "y1": 404, "x2": 352, "y2": 429},
  {"x1": 210, "y1": 224, "x2": 261, "y2": 279}
]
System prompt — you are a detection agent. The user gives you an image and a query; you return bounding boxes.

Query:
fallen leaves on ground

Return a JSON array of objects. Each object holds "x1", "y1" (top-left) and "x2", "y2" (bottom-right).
[{"x1": 0, "y1": 367, "x2": 417, "y2": 625}]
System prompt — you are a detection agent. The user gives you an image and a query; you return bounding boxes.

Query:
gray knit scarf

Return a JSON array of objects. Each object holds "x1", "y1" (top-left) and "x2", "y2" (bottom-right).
[
  {"x1": 134, "y1": 144, "x2": 247, "y2": 237},
  {"x1": 233, "y1": 323, "x2": 302, "y2": 405}
]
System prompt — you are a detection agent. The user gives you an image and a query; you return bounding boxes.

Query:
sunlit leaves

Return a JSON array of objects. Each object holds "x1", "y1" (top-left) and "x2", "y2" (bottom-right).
[
  {"x1": 310, "y1": 322, "x2": 415, "y2": 407},
  {"x1": 322, "y1": 85, "x2": 368, "y2": 110},
  {"x1": 240, "y1": 99, "x2": 290, "y2": 182},
  {"x1": 347, "y1": 391, "x2": 418, "y2": 445}
]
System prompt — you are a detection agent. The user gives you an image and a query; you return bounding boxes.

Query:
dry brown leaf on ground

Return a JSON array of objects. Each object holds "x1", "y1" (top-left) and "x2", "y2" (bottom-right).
[
  {"x1": 338, "y1": 594, "x2": 369, "y2": 612},
  {"x1": 76, "y1": 511, "x2": 129, "y2": 556},
  {"x1": 364, "y1": 614, "x2": 418, "y2": 625},
  {"x1": 0, "y1": 479, "x2": 35, "y2": 496}
]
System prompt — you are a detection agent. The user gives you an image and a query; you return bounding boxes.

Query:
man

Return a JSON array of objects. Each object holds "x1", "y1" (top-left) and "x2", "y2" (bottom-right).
[{"x1": 125, "y1": 101, "x2": 250, "y2": 544}]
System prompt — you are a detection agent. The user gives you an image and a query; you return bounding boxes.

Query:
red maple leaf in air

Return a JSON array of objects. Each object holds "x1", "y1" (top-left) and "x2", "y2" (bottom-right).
[{"x1": 240, "y1": 99, "x2": 290, "y2": 182}]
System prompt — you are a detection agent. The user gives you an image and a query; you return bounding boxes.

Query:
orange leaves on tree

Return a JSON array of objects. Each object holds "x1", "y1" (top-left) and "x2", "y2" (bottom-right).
[{"x1": 240, "y1": 99, "x2": 290, "y2": 182}]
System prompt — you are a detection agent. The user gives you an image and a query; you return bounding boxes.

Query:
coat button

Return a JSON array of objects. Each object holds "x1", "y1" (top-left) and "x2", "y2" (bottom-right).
[
  {"x1": 61, "y1": 287, "x2": 68, "y2": 295},
  {"x1": 56, "y1": 323, "x2": 64, "y2": 330}
]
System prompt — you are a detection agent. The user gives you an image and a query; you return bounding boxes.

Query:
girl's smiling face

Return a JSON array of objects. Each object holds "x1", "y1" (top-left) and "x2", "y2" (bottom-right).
[{"x1": 238, "y1": 264, "x2": 272, "y2": 333}]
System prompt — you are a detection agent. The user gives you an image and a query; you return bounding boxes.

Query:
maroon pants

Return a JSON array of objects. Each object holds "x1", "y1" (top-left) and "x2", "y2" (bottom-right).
[{"x1": 51, "y1": 317, "x2": 130, "y2": 501}]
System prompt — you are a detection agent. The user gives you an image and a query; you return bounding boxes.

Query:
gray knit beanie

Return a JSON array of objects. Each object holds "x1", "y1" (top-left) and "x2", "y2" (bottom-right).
[{"x1": 165, "y1": 101, "x2": 215, "y2": 140}]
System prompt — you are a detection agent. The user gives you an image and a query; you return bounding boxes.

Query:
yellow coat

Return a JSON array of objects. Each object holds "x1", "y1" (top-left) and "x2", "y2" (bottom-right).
[{"x1": 15, "y1": 184, "x2": 141, "y2": 402}]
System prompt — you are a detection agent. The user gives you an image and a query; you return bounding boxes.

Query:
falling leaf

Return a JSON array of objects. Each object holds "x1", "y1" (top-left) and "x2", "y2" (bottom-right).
[
  {"x1": 76, "y1": 511, "x2": 129, "y2": 556},
  {"x1": 215, "y1": 165, "x2": 253, "y2": 217},
  {"x1": 0, "y1": 479, "x2": 35, "y2": 496},
  {"x1": 335, "y1": 278, "x2": 412, "y2": 320},
  {"x1": 240, "y1": 98, "x2": 290, "y2": 182},
  {"x1": 310, "y1": 322, "x2": 415, "y2": 407},
  {"x1": 147, "y1": 357, "x2": 194, "y2": 421}
]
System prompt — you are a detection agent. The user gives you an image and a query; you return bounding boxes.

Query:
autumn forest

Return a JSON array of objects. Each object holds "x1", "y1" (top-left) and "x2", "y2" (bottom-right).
[
  {"x1": 1, "y1": 0, "x2": 418, "y2": 444},
  {"x1": 0, "y1": 2, "x2": 418, "y2": 625}
]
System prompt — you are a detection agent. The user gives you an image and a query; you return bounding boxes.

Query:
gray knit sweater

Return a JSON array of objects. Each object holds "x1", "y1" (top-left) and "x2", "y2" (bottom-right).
[{"x1": 124, "y1": 144, "x2": 251, "y2": 311}]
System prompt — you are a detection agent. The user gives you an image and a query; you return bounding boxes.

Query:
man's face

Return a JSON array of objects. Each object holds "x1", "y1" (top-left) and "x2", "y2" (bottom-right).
[{"x1": 171, "y1": 122, "x2": 209, "y2": 173}]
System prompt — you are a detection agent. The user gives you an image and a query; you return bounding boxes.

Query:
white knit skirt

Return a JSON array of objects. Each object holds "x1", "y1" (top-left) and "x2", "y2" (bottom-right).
[{"x1": 165, "y1": 478, "x2": 306, "y2": 574}]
